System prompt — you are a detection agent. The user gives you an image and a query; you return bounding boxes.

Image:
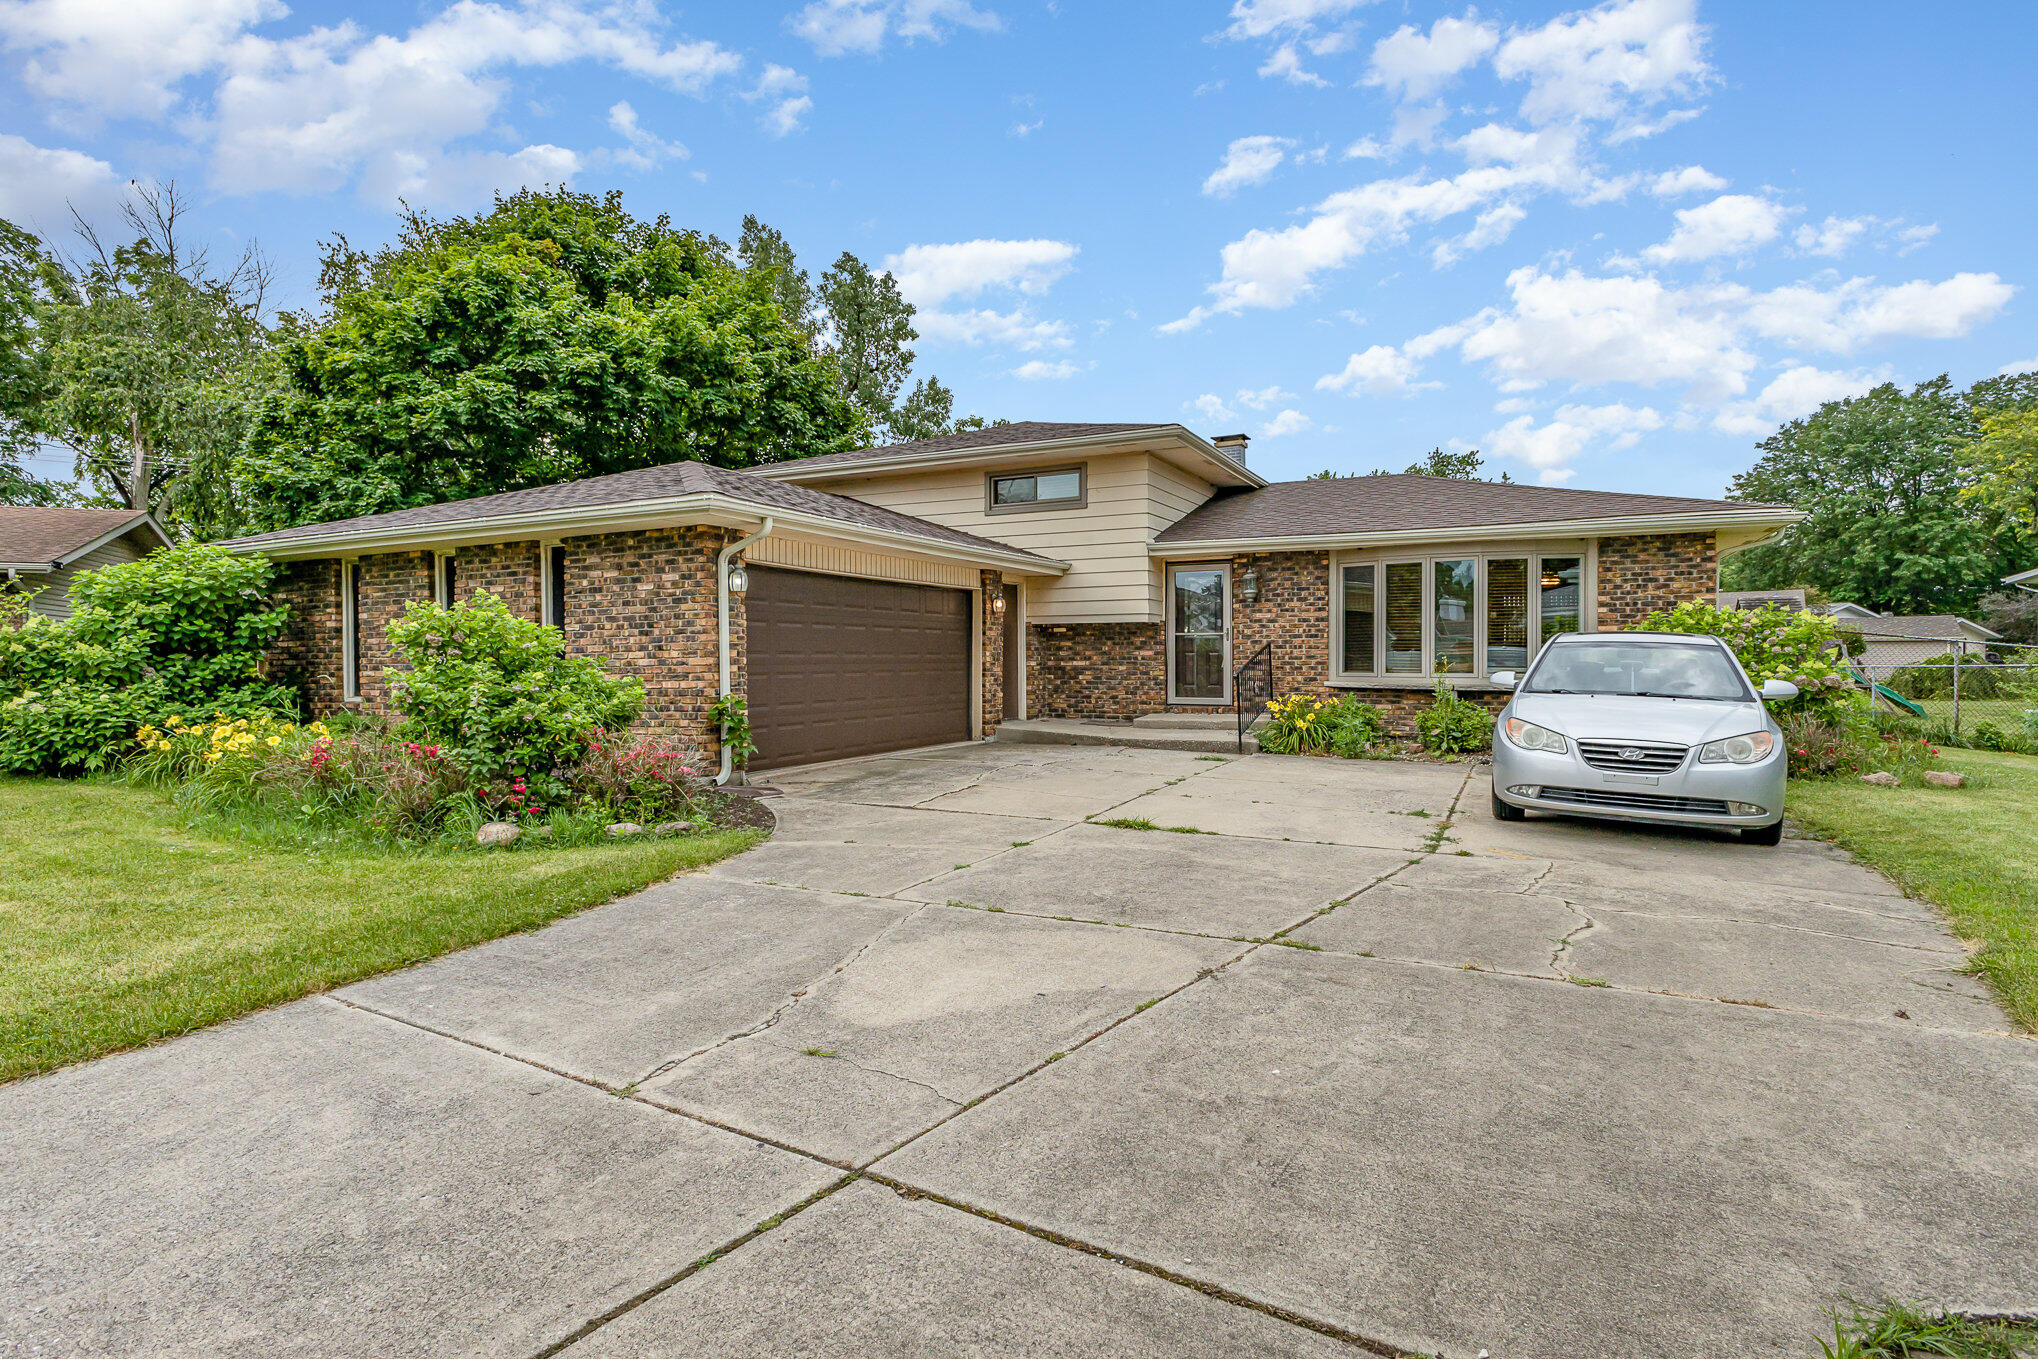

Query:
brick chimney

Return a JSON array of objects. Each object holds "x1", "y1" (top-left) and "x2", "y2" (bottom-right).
[{"x1": 1212, "y1": 432, "x2": 1249, "y2": 463}]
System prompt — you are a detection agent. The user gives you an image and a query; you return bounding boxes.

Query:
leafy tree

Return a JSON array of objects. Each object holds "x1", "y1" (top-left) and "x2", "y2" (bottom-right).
[
  {"x1": 887, "y1": 376, "x2": 998, "y2": 443},
  {"x1": 0, "y1": 221, "x2": 61, "y2": 505},
  {"x1": 1721, "y1": 375, "x2": 2034, "y2": 615},
  {"x1": 736, "y1": 215, "x2": 814, "y2": 338},
  {"x1": 234, "y1": 188, "x2": 866, "y2": 531},
  {"x1": 1310, "y1": 447, "x2": 1512, "y2": 481},
  {"x1": 816, "y1": 251, "x2": 916, "y2": 428},
  {"x1": 9, "y1": 185, "x2": 270, "y2": 522},
  {"x1": 1962, "y1": 406, "x2": 2038, "y2": 534},
  {"x1": 1976, "y1": 590, "x2": 2038, "y2": 644}
]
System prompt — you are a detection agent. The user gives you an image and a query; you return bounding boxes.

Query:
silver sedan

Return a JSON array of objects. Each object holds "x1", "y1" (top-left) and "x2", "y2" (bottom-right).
[{"x1": 1489, "y1": 631, "x2": 1798, "y2": 846}]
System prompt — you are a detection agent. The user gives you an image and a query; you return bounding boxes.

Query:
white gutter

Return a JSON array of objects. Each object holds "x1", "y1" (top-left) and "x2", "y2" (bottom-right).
[
  {"x1": 715, "y1": 517, "x2": 773, "y2": 786},
  {"x1": 1148, "y1": 508, "x2": 1806, "y2": 556}
]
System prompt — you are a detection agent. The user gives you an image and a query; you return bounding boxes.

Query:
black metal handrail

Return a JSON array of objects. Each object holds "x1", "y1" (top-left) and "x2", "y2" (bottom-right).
[{"x1": 1234, "y1": 641, "x2": 1273, "y2": 752}]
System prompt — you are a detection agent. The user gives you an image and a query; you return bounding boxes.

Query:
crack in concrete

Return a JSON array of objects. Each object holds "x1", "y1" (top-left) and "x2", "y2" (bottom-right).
[
  {"x1": 751, "y1": 1036, "x2": 968, "y2": 1107},
  {"x1": 1547, "y1": 899, "x2": 1599, "y2": 976}
]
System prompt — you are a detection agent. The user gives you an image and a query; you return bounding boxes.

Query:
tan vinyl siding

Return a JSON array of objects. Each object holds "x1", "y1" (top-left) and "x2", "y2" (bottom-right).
[
  {"x1": 744, "y1": 534, "x2": 978, "y2": 589},
  {"x1": 818, "y1": 453, "x2": 1213, "y2": 623},
  {"x1": 19, "y1": 535, "x2": 151, "y2": 620}
]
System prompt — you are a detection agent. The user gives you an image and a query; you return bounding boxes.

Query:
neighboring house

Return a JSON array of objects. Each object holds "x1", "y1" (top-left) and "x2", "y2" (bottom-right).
[
  {"x1": 2004, "y1": 566, "x2": 2038, "y2": 594},
  {"x1": 219, "y1": 422, "x2": 1801, "y2": 770},
  {"x1": 1824, "y1": 602, "x2": 2003, "y2": 668},
  {"x1": 1717, "y1": 588, "x2": 1807, "y2": 612},
  {"x1": 0, "y1": 507, "x2": 172, "y2": 620}
]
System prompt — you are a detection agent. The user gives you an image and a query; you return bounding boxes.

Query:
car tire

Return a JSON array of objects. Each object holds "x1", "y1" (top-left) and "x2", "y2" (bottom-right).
[
  {"x1": 1740, "y1": 819, "x2": 1784, "y2": 846},
  {"x1": 1491, "y1": 788, "x2": 1526, "y2": 822}
]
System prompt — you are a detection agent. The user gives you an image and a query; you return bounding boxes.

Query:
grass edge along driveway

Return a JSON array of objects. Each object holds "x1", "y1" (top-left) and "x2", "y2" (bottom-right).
[
  {"x1": 1787, "y1": 748, "x2": 2038, "y2": 1032},
  {"x1": 0, "y1": 777, "x2": 762, "y2": 1083}
]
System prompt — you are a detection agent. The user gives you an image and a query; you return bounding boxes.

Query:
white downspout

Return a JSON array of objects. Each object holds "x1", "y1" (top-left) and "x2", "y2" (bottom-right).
[{"x1": 715, "y1": 518, "x2": 773, "y2": 784}]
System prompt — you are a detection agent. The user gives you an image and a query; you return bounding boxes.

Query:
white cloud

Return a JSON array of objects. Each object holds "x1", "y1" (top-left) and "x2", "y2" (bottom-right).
[
  {"x1": 1793, "y1": 214, "x2": 1871, "y2": 258},
  {"x1": 1235, "y1": 384, "x2": 1293, "y2": 409},
  {"x1": 0, "y1": 0, "x2": 283, "y2": 119},
  {"x1": 1648, "y1": 164, "x2": 1725, "y2": 197},
  {"x1": 750, "y1": 64, "x2": 812, "y2": 137},
  {"x1": 1010, "y1": 359, "x2": 1081, "y2": 380},
  {"x1": 886, "y1": 238, "x2": 1080, "y2": 352},
  {"x1": 1711, "y1": 364, "x2": 1887, "y2": 436},
  {"x1": 1998, "y1": 357, "x2": 2038, "y2": 377},
  {"x1": 1365, "y1": 15, "x2": 1499, "y2": 102},
  {"x1": 1258, "y1": 408, "x2": 1314, "y2": 437},
  {"x1": 1222, "y1": 0, "x2": 1366, "y2": 42},
  {"x1": 359, "y1": 143, "x2": 583, "y2": 211},
  {"x1": 1483, "y1": 401, "x2": 1663, "y2": 476},
  {"x1": 1604, "y1": 104, "x2": 1702, "y2": 142},
  {"x1": 1187, "y1": 393, "x2": 1237, "y2": 422},
  {"x1": 0, "y1": 133, "x2": 124, "y2": 225},
  {"x1": 1493, "y1": 0, "x2": 1711, "y2": 128},
  {"x1": 1316, "y1": 344, "x2": 1425, "y2": 396},
  {"x1": 1896, "y1": 223, "x2": 1939, "y2": 255},
  {"x1": 1258, "y1": 43, "x2": 1326, "y2": 87},
  {"x1": 1737, "y1": 272, "x2": 2016, "y2": 352},
  {"x1": 1011, "y1": 118, "x2": 1042, "y2": 137},
  {"x1": 790, "y1": 0, "x2": 1002, "y2": 57},
  {"x1": 1202, "y1": 135, "x2": 1292, "y2": 197},
  {"x1": 1641, "y1": 193, "x2": 1789, "y2": 263},
  {"x1": 1432, "y1": 201, "x2": 1527, "y2": 266},
  {"x1": 605, "y1": 102, "x2": 687, "y2": 170}
]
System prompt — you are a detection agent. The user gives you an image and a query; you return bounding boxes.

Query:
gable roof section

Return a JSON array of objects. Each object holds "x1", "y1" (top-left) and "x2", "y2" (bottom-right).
[
  {"x1": 1838, "y1": 612, "x2": 1999, "y2": 641},
  {"x1": 217, "y1": 460, "x2": 1063, "y2": 573},
  {"x1": 1153, "y1": 474, "x2": 1800, "y2": 548},
  {"x1": 0, "y1": 507, "x2": 171, "y2": 570},
  {"x1": 753, "y1": 421, "x2": 1264, "y2": 489}
]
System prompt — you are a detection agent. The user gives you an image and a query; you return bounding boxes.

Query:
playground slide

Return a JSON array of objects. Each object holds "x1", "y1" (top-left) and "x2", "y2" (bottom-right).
[{"x1": 1851, "y1": 667, "x2": 1926, "y2": 718}]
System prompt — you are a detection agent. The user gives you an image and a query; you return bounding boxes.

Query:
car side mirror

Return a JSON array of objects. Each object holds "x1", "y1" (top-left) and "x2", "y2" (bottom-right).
[
  {"x1": 1488, "y1": 670, "x2": 1518, "y2": 689},
  {"x1": 1759, "y1": 678, "x2": 1799, "y2": 702}
]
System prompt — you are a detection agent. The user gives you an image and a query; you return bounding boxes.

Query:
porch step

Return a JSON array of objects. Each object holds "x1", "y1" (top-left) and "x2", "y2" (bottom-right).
[
  {"x1": 992, "y1": 718, "x2": 1256, "y2": 754},
  {"x1": 1129, "y1": 711, "x2": 1265, "y2": 731}
]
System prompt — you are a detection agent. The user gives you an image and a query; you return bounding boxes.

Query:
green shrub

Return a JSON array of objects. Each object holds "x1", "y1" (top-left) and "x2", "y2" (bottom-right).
[
  {"x1": 1415, "y1": 682, "x2": 1493, "y2": 755},
  {"x1": 0, "y1": 546, "x2": 295, "y2": 773},
  {"x1": 384, "y1": 592, "x2": 642, "y2": 796},
  {"x1": 1324, "y1": 697, "x2": 1388, "y2": 757},
  {"x1": 1886, "y1": 653, "x2": 2038, "y2": 702},
  {"x1": 1255, "y1": 695, "x2": 1331, "y2": 754},
  {"x1": 1635, "y1": 601, "x2": 1851, "y2": 710}
]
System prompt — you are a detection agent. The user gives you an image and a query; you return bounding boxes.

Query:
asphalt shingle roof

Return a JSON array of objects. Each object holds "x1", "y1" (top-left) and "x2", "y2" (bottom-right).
[
  {"x1": 220, "y1": 460, "x2": 1057, "y2": 564},
  {"x1": 1153, "y1": 474, "x2": 1795, "y2": 543},
  {"x1": 766, "y1": 422, "x2": 1175, "y2": 473},
  {"x1": 1843, "y1": 613, "x2": 1993, "y2": 640},
  {"x1": 0, "y1": 507, "x2": 160, "y2": 566}
]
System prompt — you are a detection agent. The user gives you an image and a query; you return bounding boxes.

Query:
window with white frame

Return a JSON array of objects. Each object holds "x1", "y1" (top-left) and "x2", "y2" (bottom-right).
[
  {"x1": 342, "y1": 560, "x2": 363, "y2": 701},
  {"x1": 434, "y1": 551, "x2": 457, "y2": 607},
  {"x1": 1331, "y1": 549, "x2": 1585, "y2": 682}
]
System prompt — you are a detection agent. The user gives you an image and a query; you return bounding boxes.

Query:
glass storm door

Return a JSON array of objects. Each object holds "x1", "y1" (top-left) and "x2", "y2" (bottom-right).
[{"x1": 1169, "y1": 565, "x2": 1230, "y2": 703}]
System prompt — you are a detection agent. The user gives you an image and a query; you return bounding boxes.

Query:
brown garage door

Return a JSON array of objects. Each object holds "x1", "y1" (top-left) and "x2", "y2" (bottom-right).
[{"x1": 745, "y1": 566, "x2": 972, "y2": 771}]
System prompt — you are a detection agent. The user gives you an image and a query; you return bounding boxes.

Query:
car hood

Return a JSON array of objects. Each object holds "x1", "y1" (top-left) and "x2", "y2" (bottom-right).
[{"x1": 1509, "y1": 692, "x2": 1771, "y2": 747}]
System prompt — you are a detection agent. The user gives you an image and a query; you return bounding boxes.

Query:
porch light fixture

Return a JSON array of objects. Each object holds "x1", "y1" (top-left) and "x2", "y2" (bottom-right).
[
  {"x1": 726, "y1": 562, "x2": 749, "y2": 594},
  {"x1": 1241, "y1": 567, "x2": 1260, "y2": 603},
  {"x1": 989, "y1": 590, "x2": 1007, "y2": 617}
]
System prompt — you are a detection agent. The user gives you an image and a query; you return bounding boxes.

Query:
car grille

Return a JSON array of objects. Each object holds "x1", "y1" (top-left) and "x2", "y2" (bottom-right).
[
  {"x1": 1576, "y1": 738, "x2": 1688, "y2": 773},
  {"x1": 1535, "y1": 786, "x2": 1732, "y2": 817}
]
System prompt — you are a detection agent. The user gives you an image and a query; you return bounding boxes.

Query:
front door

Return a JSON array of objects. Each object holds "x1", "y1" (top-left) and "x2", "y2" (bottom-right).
[{"x1": 1168, "y1": 564, "x2": 1230, "y2": 704}]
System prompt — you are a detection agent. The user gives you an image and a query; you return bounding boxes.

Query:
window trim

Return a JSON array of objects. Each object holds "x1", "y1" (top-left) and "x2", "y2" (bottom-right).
[
  {"x1": 985, "y1": 464, "x2": 1087, "y2": 515},
  {"x1": 1165, "y1": 560, "x2": 1232, "y2": 706},
  {"x1": 1328, "y1": 542, "x2": 1592, "y2": 686},
  {"x1": 341, "y1": 558, "x2": 362, "y2": 703},
  {"x1": 434, "y1": 550, "x2": 456, "y2": 608},
  {"x1": 542, "y1": 543, "x2": 566, "y2": 628}
]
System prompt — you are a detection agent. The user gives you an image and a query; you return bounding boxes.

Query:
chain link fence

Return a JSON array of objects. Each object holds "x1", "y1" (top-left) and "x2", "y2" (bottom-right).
[{"x1": 1849, "y1": 637, "x2": 2038, "y2": 750}]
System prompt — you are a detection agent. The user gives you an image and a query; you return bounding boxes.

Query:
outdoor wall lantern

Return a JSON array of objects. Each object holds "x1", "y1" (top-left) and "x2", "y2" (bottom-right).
[
  {"x1": 1241, "y1": 567, "x2": 1261, "y2": 603},
  {"x1": 989, "y1": 589, "x2": 1007, "y2": 617},
  {"x1": 727, "y1": 562, "x2": 749, "y2": 594}
]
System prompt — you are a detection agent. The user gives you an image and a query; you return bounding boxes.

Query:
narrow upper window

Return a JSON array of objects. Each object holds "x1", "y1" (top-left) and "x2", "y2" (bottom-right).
[
  {"x1": 987, "y1": 465, "x2": 1085, "y2": 513},
  {"x1": 545, "y1": 545, "x2": 567, "y2": 627},
  {"x1": 435, "y1": 552, "x2": 457, "y2": 608},
  {"x1": 342, "y1": 561, "x2": 362, "y2": 702}
]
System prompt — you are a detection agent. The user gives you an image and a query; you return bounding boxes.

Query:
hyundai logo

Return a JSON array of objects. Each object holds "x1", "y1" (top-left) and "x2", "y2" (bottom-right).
[{"x1": 1618, "y1": 747, "x2": 1645, "y2": 761}]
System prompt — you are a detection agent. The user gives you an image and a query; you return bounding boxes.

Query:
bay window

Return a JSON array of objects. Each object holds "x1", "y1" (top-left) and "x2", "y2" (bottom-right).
[{"x1": 1333, "y1": 548, "x2": 1589, "y2": 682}]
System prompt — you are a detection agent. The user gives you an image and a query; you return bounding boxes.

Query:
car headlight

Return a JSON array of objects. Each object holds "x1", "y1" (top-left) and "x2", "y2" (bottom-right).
[
  {"x1": 1698, "y1": 731, "x2": 1775, "y2": 764},
  {"x1": 1503, "y1": 717, "x2": 1569, "y2": 754}
]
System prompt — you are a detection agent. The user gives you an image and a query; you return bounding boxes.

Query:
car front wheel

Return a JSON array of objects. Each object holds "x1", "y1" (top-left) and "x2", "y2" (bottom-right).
[
  {"x1": 1740, "y1": 819, "x2": 1783, "y2": 846},
  {"x1": 1492, "y1": 788, "x2": 1526, "y2": 822}
]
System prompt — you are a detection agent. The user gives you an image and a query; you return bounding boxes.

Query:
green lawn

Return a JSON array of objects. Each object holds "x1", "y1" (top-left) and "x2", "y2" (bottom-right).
[
  {"x1": 1787, "y1": 749, "x2": 2038, "y2": 1031},
  {"x1": 0, "y1": 777, "x2": 762, "y2": 1082}
]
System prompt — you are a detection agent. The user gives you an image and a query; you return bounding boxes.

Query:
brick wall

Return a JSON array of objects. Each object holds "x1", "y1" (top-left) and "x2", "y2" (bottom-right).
[
  {"x1": 979, "y1": 570, "x2": 1005, "y2": 735},
  {"x1": 453, "y1": 541, "x2": 542, "y2": 619},
  {"x1": 269, "y1": 558, "x2": 342, "y2": 711},
  {"x1": 1596, "y1": 531, "x2": 1717, "y2": 630},
  {"x1": 1028, "y1": 621, "x2": 1165, "y2": 719}
]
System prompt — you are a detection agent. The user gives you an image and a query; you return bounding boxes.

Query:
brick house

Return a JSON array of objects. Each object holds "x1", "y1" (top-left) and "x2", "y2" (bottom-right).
[{"x1": 221, "y1": 423, "x2": 1801, "y2": 771}]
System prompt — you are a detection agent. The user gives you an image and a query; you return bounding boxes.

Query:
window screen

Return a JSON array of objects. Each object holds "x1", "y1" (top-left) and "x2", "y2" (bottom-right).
[
  {"x1": 1340, "y1": 563, "x2": 1375, "y2": 673},
  {"x1": 1486, "y1": 558, "x2": 1529, "y2": 671},
  {"x1": 1433, "y1": 559, "x2": 1475, "y2": 674},
  {"x1": 1383, "y1": 561, "x2": 1423, "y2": 674}
]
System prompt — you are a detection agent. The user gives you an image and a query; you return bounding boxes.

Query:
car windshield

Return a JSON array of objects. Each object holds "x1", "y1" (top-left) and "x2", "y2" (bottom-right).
[{"x1": 1522, "y1": 640, "x2": 1752, "y2": 701}]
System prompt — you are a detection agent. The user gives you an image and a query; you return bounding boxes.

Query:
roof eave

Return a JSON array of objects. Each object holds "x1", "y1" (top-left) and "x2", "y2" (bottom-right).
[
  {"x1": 220, "y1": 492, "x2": 1069, "y2": 577},
  {"x1": 755, "y1": 425, "x2": 1266, "y2": 489},
  {"x1": 52, "y1": 513, "x2": 173, "y2": 568},
  {"x1": 1149, "y1": 507, "x2": 1807, "y2": 556}
]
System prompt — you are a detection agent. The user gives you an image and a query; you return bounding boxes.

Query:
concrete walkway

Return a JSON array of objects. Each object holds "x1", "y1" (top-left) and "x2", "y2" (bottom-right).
[{"x1": 4, "y1": 744, "x2": 2034, "y2": 1358}]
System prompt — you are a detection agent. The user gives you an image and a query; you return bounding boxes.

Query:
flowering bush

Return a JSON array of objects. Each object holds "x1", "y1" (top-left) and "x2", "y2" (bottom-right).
[
  {"x1": 385, "y1": 592, "x2": 643, "y2": 797},
  {"x1": 565, "y1": 729, "x2": 710, "y2": 822},
  {"x1": 1780, "y1": 709, "x2": 1941, "y2": 781},
  {"x1": 1256, "y1": 695, "x2": 1335, "y2": 754},
  {"x1": 0, "y1": 546, "x2": 294, "y2": 773},
  {"x1": 1634, "y1": 601, "x2": 1851, "y2": 711}
]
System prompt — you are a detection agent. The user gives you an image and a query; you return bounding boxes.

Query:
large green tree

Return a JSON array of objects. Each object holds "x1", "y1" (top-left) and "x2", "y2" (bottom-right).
[
  {"x1": 234, "y1": 189, "x2": 865, "y2": 532},
  {"x1": 1722, "y1": 374, "x2": 2036, "y2": 615},
  {"x1": 0, "y1": 221, "x2": 59, "y2": 505}
]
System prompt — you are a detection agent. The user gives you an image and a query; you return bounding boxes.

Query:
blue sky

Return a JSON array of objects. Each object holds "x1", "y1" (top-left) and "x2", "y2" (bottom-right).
[{"x1": 3, "y1": 0, "x2": 2031, "y2": 496}]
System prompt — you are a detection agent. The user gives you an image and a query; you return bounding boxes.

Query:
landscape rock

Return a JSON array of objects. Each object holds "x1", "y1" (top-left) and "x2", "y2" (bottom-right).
[
  {"x1": 1922, "y1": 770, "x2": 1968, "y2": 789},
  {"x1": 1860, "y1": 772, "x2": 1900, "y2": 787},
  {"x1": 652, "y1": 821, "x2": 696, "y2": 836},
  {"x1": 475, "y1": 821, "x2": 521, "y2": 848},
  {"x1": 605, "y1": 822, "x2": 645, "y2": 838}
]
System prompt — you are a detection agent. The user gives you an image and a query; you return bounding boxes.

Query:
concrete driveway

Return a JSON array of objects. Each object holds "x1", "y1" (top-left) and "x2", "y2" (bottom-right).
[{"x1": 4, "y1": 744, "x2": 2034, "y2": 1359}]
